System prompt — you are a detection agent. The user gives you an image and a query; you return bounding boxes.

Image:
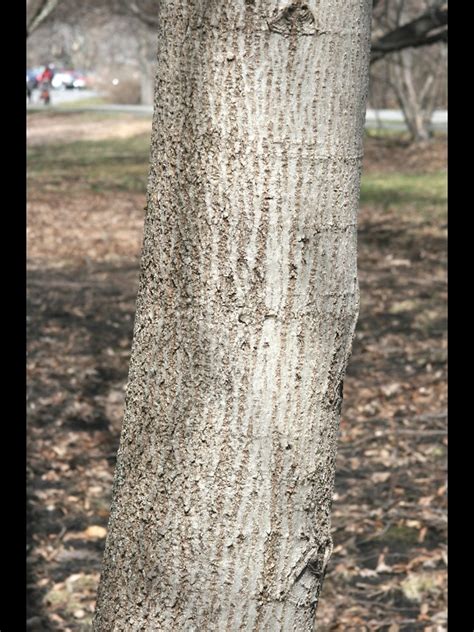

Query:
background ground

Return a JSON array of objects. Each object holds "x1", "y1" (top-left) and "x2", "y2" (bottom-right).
[{"x1": 27, "y1": 111, "x2": 447, "y2": 631}]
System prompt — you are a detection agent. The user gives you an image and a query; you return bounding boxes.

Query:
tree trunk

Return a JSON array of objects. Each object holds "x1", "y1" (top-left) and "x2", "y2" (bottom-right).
[
  {"x1": 136, "y1": 29, "x2": 158, "y2": 106},
  {"x1": 389, "y1": 49, "x2": 433, "y2": 143},
  {"x1": 93, "y1": 1, "x2": 372, "y2": 629},
  {"x1": 139, "y1": 57, "x2": 156, "y2": 106}
]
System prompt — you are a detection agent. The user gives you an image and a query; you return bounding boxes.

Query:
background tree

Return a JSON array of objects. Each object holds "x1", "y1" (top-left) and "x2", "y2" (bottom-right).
[
  {"x1": 369, "y1": 0, "x2": 447, "y2": 141},
  {"x1": 27, "y1": 0, "x2": 63, "y2": 36},
  {"x1": 27, "y1": 0, "x2": 447, "y2": 112},
  {"x1": 371, "y1": 0, "x2": 447, "y2": 62},
  {"x1": 92, "y1": 0, "x2": 372, "y2": 629},
  {"x1": 27, "y1": 0, "x2": 158, "y2": 104}
]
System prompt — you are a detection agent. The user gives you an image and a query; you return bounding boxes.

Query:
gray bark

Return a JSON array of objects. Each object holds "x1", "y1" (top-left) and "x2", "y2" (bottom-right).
[{"x1": 94, "y1": 0, "x2": 372, "y2": 629}]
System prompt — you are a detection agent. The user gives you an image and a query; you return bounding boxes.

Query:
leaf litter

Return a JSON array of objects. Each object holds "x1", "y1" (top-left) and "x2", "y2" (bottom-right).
[{"x1": 27, "y1": 113, "x2": 446, "y2": 631}]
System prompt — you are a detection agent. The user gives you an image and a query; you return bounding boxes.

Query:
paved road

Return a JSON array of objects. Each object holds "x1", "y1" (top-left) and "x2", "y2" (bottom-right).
[
  {"x1": 365, "y1": 108, "x2": 447, "y2": 132},
  {"x1": 28, "y1": 91, "x2": 447, "y2": 132}
]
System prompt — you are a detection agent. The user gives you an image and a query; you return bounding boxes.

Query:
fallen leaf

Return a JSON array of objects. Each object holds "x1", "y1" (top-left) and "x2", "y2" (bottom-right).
[
  {"x1": 381, "y1": 382, "x2": 402, "y2": 397},
  {"x1": 84, "y1": 525, "x2": 107, "y2": 539},
  {"x1": 88, "y1": 486, "x2": 104, "y2": 496},
  {"x1": 431, "y1": 609, "x2": 447, "y2": 622},
  {"x1": 418, "y1": 526, "x2": 428, "y2": 543},
  {"x1": 419, "y1": 496, "x2": 435, "y2": 506},
  {"x1": 375, "y1": 552, "x2": 392, "y2": 573},
  {"x1": 371, "y1": 472, "x2": 391, "y2": 484}
]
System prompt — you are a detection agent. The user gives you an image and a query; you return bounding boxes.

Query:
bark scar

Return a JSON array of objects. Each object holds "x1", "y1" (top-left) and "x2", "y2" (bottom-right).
[
  {"x1": 267, "y1": 1, "x2": 318, "y2": 36},
  {"x1": 285, "y1": 539, "x2": 333, "y2": 606}
]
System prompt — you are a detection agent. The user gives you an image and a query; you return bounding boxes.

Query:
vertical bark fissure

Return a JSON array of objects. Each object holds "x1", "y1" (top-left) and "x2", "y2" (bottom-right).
[{"x1": 94, "y1": 1, "x2": 372, "y2": 630}]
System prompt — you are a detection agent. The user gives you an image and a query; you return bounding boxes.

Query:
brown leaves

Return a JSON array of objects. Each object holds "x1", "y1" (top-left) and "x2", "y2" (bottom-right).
[
  {"x1": 317, "y1": 154, "x2": 446, "y2": 629},
  {"x1": 42, "y1": 573, "x2": 100, "y2": 627},
  {"x1": 370, "y1": 471, "x2": 391, "y2": 484},
  {"x1": 27, "y1": 116, "x2": 446, "y2": 630},
  {"x1": 63, "y1": 526, "x2": 107, "y2": 542},
  {"x1": 380, "y1": 382, "x2": 402, "y2": 398}
]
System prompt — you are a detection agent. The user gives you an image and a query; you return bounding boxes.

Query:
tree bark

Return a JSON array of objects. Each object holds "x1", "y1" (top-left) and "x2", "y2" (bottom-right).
[{"x1": 94, "y1": 1, "x2": 372, "y2": 629}]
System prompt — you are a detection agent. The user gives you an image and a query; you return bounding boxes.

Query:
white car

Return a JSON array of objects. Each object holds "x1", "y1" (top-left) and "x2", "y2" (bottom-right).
[
  {"x1": 51, "y1": 70, "x2": 75, "y2": 90},
  {"x1": 72, "y1": 76, "x2": 86, "y2": 89}
]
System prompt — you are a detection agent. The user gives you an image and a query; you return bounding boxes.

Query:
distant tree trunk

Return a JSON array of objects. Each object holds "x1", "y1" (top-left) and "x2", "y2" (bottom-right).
[
  {"x1": 370, "y1": 0, "x2": 447, "y2": 143},
  {"x1": 139, "y1": 60, "x2": 155, "y2": 106},
  {"x1": 135, "y1": 27, "x2": 157, "y2": 106},
  {"x1": 93, "y1": 1, "x2": 372, "y2": 629},
  {"x1": 388, "y1": 48, "x2": 440, "y2": 143},
  {"x1": 137, "y1": 55, "x2": 156, "y2": 106}
]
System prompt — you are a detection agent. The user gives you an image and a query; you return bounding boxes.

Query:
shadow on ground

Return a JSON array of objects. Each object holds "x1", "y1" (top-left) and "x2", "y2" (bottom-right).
[
  {"x1": 27, "y1": 261, "x2": 138, "y2": 630},
  {"x1": 27, "y1": 118, "x2": 446, "y2": 631},
  {"x1": 27, "y1": 205, "x2": 446, "y2": 630}
]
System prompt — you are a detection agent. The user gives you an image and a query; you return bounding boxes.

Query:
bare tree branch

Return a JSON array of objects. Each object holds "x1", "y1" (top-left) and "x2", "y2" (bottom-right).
[
  {"x1": 27, "y1": 0, "x2": 62, "y2": 37},
  {"x1": 371, "y1": 2, "x2": 447, "y2": 63},
  {"x1": 110, "y1": 0, "x2": 159, "y2": 28},
  {"x1": 128, "y1": 1, "x2": 159, "y2": 28},
  {"x1": 28, "y1": 0, "x2": 447, "y2": 65}
]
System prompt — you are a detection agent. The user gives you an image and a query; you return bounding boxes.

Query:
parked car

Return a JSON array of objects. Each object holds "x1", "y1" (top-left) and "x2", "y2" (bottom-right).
[
  {"x1": 51, "y1": 69, "x2": 75, "y2": 90},
  {"x1": 72, "y1": 71, "x2": 88, "y2": 89},
  {"x1": 51, "y1": 69, "x2": 89, "y2": 90}
]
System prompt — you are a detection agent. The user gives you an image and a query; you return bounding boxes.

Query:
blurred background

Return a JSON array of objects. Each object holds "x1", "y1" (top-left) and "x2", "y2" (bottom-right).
[{"x1": 27, "y1": 1, "x2": 447, "y2": 630}]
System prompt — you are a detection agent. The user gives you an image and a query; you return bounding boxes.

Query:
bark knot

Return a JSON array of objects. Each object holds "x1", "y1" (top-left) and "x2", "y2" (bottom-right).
[{"x1": 268, "y1": 2, "x2": 317, "y2": 36}]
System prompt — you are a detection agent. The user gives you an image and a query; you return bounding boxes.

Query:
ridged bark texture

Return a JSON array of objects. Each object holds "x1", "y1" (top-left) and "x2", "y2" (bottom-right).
[{"x1": 94, "y1": 1, "x2": 372, "y2": 630}]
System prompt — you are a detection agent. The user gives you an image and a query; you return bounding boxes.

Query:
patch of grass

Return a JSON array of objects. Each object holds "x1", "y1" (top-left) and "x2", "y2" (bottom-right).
[
  {"x1": 379, "y1": 525, "x2": 420, "y2": 548},
  {"x1": 365, "y1": 128, "x2": 412, "y2": 140},
  {"x1": 27, "y1": 110, "x2": 126, "y2": 123},
  {"x1": 28, "y1": 134, "x2": 151, "y2": 194},
  {"x1": 360, "y1": 171, "x2": 447, "y2": 218},
  {"x1": 28, "y1": 122, "x2": 447, "y2": 213},
  {"x1": 365, "y1": 128, "x2": 446, "y2": 140},
  {"x1": 28, "y1": 96, "x2": 107, "y2": 112},
  {"x1": 55, "y1": 95, "x2": 107, "y2": 109}
]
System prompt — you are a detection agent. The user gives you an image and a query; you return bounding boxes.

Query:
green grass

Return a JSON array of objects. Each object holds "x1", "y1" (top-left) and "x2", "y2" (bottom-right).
[
  {"x1": 365, "y1": 128, "x2": 412, "y2": 140},
  {"x1": 27, "y1": 96, "x2": 108, "y2": 113},
  {"x1": 55, "y1": 95, "x2": 107, "y2": 109},
  {"x1": 28, "y1": 120, "x2": 447, "y2": 215},
  {"x1": 28, "y1": 134, "x2": 151, "y2": 193},
  {"x1": 364, "y1": 128, "x2": 446, "y2": 140},
  {"x1": 360, "y1": 171, "x2": 447, "y2": 218}
]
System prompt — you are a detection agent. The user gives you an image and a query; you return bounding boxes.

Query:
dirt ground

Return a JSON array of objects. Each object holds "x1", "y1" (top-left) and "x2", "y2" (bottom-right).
[
  {"x1": 27, "y1": 111, "x2": 153, "y2": 147},
  {"x1": 27, "y1": 113, "x2": 447, "y2": 631}
]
